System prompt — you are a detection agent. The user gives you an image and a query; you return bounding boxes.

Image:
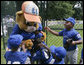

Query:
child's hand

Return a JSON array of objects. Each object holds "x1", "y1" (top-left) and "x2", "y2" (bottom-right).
[
  {"x1": 72, "y1": 41, "x2": 76, "y2": 45},
  {"x1": 23, "y1": 49, "x2": 26, "y2": 53},
  {"x1": 44, "y1": 27, "x2": 50, "y2": 31}
]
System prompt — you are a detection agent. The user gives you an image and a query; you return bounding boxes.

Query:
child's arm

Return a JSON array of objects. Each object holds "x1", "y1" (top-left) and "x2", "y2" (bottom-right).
[
  {"x1": 21, "y1": 43, "x2": 26, "y2": 52},
  {"x1": 72, "y1": 33, "x2": 83, "y2": 45},
  {"x1": 72, "y1": 40, "x2": 83, "y2": 45},
  {"x1": 44, "y1": 27, "x2": 59, "y2": 36},
  {"x1": 38, "y1": 43, "x2": 50, "y2": 52}
]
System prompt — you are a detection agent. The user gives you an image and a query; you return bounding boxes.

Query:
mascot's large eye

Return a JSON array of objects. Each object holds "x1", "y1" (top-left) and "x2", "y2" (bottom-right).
[
  {"x1": 26, "y1": 22, "x2": 32, "y2": 26},
  {"x1": 26, "y1": 22, "x2": 30, "y2": 26},
  {"x1": 26, "y1": 22, "x2": 36, "y2": 27}
]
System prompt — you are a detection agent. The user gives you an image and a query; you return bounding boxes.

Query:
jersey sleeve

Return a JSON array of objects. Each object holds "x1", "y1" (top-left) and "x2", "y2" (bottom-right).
[
  {"x1": 74, "y1": 33, "x2": 82, "y2": 40},
  {"x1": 59, "y1": 30, "x2": 64, "y2": 36},
  {"x1": 4, "y1": 51, "x2": 10, "y2": 62}
]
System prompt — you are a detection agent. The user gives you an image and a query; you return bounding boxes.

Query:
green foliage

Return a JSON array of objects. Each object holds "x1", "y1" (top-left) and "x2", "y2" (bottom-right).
[
  {"x1": 1, "y1": 1, "x2": 16, "y2": 17},
  {"x1": 15, "y1": 1, "x2": 24, "y2": 11},
  {"x1": 1, "y1": 1, "x2": 83, "y2": 20},
  {"x1": 45, "y1": 1, "x2": 83, "y2": 20},
  {"x1": 48, "y1": 1, "x2": 75, "y2": 20},
  {"x1": 73, "y1": 8, "x2": 83, "y2": 20}
]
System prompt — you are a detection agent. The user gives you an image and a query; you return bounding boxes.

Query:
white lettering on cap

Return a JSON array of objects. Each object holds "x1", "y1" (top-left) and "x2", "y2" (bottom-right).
[{"x1": 25, "y1": 2, "x2": 39, "y2": 16}]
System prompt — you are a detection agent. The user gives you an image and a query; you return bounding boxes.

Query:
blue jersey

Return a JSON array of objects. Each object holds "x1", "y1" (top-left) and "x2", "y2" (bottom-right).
[
  {"x1": 4, "y1": 51, "x2": 28, "y2": 64},
  {"x1": 59, "y1": 28, "x2": 82, "y2": 51},
  {"x1": 32, "y1": 49, "x2": 65, "y2": 64}
]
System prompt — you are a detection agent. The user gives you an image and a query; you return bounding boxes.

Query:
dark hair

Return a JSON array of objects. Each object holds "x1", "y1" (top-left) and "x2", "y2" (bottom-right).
[
  {"x1": 11, "y1": 47, "x2": 19, "y2": 51},
  {"x1": 52, "y1": 53, "x2": 62, "y2": 62}
]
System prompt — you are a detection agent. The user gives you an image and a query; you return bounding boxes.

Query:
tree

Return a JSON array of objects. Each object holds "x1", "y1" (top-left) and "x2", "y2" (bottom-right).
[
  {"x1": 1, "y1": 1, "x2": 16, "y2": 17},
  {"x1": 15, "y1": 1, "x2": 24, "y2": 12},
  {"x1": 73, "y1": 1, "x2": 83, "y2": 20},
  {"x1": 47, "y1": 1, "x2": 75, "y2": 20},
  {"x1": 64, "y1": 1, "x2": 83, "y2": 20}
]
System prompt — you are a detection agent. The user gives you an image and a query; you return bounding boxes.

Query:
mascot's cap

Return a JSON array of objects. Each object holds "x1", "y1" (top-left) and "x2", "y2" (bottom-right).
[
  {"x1": 7, "y1": 35, "x2": 23, "y2": 49},
  {"x1": 22, "y1": 1, "x2": 41, "y2": 23},
  {"x1": 50, "y1": 45, "x2": 66, "y2": 59}
]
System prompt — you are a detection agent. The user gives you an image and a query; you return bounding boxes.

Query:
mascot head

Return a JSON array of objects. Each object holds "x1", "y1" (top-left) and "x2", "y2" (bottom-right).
[
  {"x1": 16, "y1": 1, "x2": 42, "y2": 32},
  {"x1": 16, "y1": 1, "x2": 46, "y2": 42}
]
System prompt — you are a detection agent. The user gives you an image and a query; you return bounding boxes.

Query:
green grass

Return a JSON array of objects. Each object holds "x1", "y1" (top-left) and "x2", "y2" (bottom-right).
[{"x1": 1, "y1": 38, "x2": 6, "y2": 64}]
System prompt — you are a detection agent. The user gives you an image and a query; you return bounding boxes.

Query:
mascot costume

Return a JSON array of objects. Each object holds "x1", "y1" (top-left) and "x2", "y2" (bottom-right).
[{"x1": 7, "y1": 1, "x2": 46, "y2": 58}]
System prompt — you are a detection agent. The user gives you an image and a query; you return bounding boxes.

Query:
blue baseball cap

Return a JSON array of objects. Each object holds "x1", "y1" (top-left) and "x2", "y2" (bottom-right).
[
  {"x1": 7, "y1": 34, "x2": 23, "y2": 49},
  {"x1": 64, "y1": 17, "x2": 76, "y2": 25},
  {"x1": 50, "y1": 45, "x2": 66, "y2": 59}
]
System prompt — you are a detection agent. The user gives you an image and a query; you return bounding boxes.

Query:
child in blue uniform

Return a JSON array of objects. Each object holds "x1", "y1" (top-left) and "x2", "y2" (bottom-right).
[
  {"x1": 4, "y1": 35, "x2": 31, "y2": 64},
  {"x1": 49, "y1": 45, "x2": 66, "y2": 64},
  {"x1": 45, "y1": 17, "x2": 82, "y2": 64}
]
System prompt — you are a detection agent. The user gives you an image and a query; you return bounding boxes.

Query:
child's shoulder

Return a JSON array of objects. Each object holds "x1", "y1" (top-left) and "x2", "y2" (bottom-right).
[
  {"x1": 72, "y1": 29, "x2": 79, "y2": 34},
  {"x1": 5, "y1": 51, "x2": 11, "y2": 54},
  {"x1": 18, "y1": 51, "x2": 27, "y2": 56},
  {"x1": 70, "y1": 29, "x2": 80, "y2": 37},
  {"x1": 5, "y1": 51, "x2": 26, "y2": 55},
  {"x1": 17, "y1": 51, "x2": 26, "y2": 54},
  {"x1": 18, "y1": 52, "x2": 27, "y2": 59}
]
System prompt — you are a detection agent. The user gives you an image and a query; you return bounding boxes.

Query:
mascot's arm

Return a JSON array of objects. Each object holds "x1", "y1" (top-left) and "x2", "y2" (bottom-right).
[{"x1": 10, "y1": 24, "x2": 22, "y2": 36}]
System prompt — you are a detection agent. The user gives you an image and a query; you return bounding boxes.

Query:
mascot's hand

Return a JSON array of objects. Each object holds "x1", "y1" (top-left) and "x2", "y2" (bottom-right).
[{"x1": 22, "y1": 39, "x2": 33, "y2": 50}]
